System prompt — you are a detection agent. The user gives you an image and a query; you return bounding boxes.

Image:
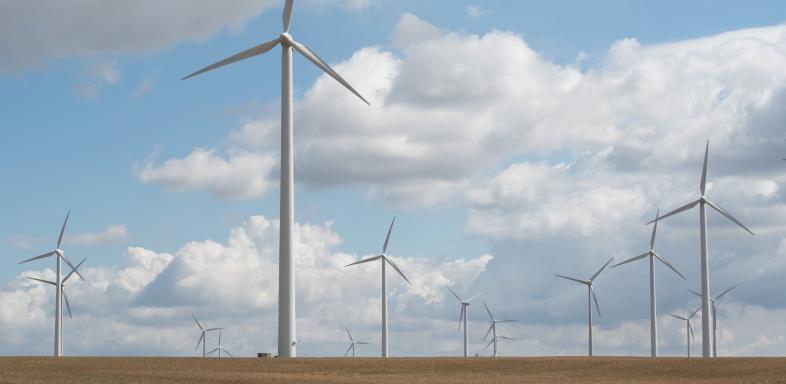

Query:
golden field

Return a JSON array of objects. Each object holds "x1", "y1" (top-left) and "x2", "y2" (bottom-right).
[{"x1": 1, "y1": 356, "x2": 785, "y2": 383}]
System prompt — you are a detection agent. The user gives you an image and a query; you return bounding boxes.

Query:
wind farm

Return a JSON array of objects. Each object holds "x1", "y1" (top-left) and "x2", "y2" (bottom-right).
[{"x1": 4, "y1": 0, "x2": 786, "y2": 382}]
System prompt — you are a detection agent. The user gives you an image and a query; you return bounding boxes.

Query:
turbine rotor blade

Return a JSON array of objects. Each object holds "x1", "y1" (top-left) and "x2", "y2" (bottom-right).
[
  {"x1": 58, "y1": 253, "x2": 81, "y2": 279},
  {"x1": 687, "y1": 288, "x2": 702, "y2": 298},
  {"x1": 591, "y1": 286, "x2": 601, "y2": 317},
  {"x1": 63, "y1": 258, "x2": 87, "y2": 283},
  {"x1": 483, "y1": 339, "x2": 494, "y2": 351},
  {"x1": 689, "y1": 306, "x2": 701, "y2": 319},
  {"x1": 650, "y1": 209, "x2": 660, "y2": 249},
  {"x1": 446, "y1": 286, "x2": 462, "y2": 303},
  {"x1": 590, "y1": 257, "x2": 614, "y2": 282},
  {"x1": 290, "y1": 39, "x2": 371, "y2": 105},
  {"x1": 346, "y1": 326, "x2": 354, "y2": 343},
  {"x1": 689, "y1": 322, "x2": 695, "y2": 343},
  {"x1": 182, "y1": 38, "x2": 280, "y2": 80},
  {"x1": 223, "y1": 349, "x2": 234, "y2": 358},
  {"x1": 19, "y1": 251, "x2": 56, "y2": 264},
  {"x1": 382, "y1": 217, "x2": 396, "y2": 255},
  {"x1": 554, "y1": 274, "x2": 588, "y2": 285},
  {"x1": 192, "y1": 314, "x2": 204, "y2": 331},
  {"x1": 647, "y1": 200, "x2": 700, "y2": 224},
  {"x1": 282, "y1": 0, "x2": 294, "y2": 32},
  {"x1": 701, "y1": 140, "x2": 709, "y2": 195},
  {"x1": 482, "y1": 300, "x2": 494, "y2": 320},
  {"x1": 482, "y1": 322, "x2": 494, "y2": 341},
  {"x1": 704, "y1": 199, "x2": 755, "y2": 236},
  {"x1": 195, "y1": 332, "x2": 205, "y2": 351},
  {"x1": 207, "y1": 347, "x2": 219, "y2": 356},
  {"x1": 206, "y1": 327, "x2": 223, "y2": 332},
  {"x1": 458, "y1": 305, "x2": 465, "y2": 331},
  {"x1": 668, "y1": 314, "x2": 688, "y2": 321},
  {"x1": 62, "y1": 289, "x2": 72, "y2": 319},
  {"x1": 611, "y1": 252, "x2": 648, "y2": 269},
  {"x1": 345, "y1": 255, "x2": 382, "y2": 267},
  {"x1": 25, "y1": 276, "x2": 56, "y2": 286},
  {"x1": 715, "y1": 284, "x2": 739, "y2": 301},
  {"x1": 652, "y1": 251, "x2": 687, "y2": 280},
  {"x1": 344, "y1": 344, "x2": 353, "y2": 357},
  {"x1": 465, "y1": 293, "x2": 481, "y2": 303},
  {"x1": 57, "y1": 210, "x2": 70, "y2": 249},
  {"x1": 384, "y1": 257, "x2": 412, "y2": 285}
]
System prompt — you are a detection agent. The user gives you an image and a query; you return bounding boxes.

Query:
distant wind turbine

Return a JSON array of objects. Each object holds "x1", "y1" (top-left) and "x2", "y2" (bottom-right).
[
  {"x1": 688, "y1": 284, "x2": 738, "y2": 357},
  {"x1": 207, "y1": 330, "x2": 234, "y2": 358},
  {"x1": 612, "y1": 210, "x2": 686, "y2": 357},
  {"x1": 344, "y1": 327, "x2": 370, "y2": 357},
  {"x1": 346, "y1": 217, "x2": 412, "y2": 357},
  {"x1": 446, "y1": 286, "x2": 480, "y2": 357},
  {"x1": 650, "y1": 140, "x2": 754, "y2": 357},
  {"x1": 18, "y1": 211, "x2": 83, "y2": 357},
  {"x1": 668, "y1": 307, "x2": 701, "y2": 357},
  {"x1": 182, "y1": 0, "x2": 369, "y2": 358},
  {"x1": 192, "y1": 314, "x2": 222, "y2": 358},
  {"x1": 555, "y1": 257, "x2": 614, "y2": 357},
  {"x1": 481, "y1": 301, "x2": 515, "y2": 358}
]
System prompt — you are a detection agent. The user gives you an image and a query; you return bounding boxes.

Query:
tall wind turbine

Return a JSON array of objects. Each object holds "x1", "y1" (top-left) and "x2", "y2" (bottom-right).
[
  {"x1": 26, "y1": 258, "x2": 87, "y2": 355},
  {"x1": 481, "y1": 301, "x2": 515, "y2": 358},
  {"x1": 344, "y1": 327, "x2": 370, "y2": 357},
  {"x1": 555, "y1": 257, "x2": 614, "y2": 356},
  {"x1": 611, "y1": 210, "x2": 686, "y2": 357},
  {"x1": 446, "y1": 286, "x2": 480, "y2": 357},
  {"x1": 18, "y1": 211, "x2": 82, "y2": 357},
  {"x1": 182, "y1": 0, "x2": 369, "y2": 358},
  {"x1": 688, "y1": 284, "x2": 738, "y2": 357},
  {"x1": 207, "y1": 330, "x2": 234, "y2": 358},
  {"x1": 651, "y1": 141, "x2": 754, "y2": 357},
  {"x1": 346, "y1": 217, "x2": 412, "y2": 357},
  {"x1": 193, "y1": 314, "x2": 222, "y2": 358},
  {"x1": 668, "y1": 307, "x2": 701, "y2": 357}
]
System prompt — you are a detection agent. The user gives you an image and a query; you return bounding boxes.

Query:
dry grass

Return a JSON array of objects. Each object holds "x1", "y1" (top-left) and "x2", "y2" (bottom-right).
[{"x1": 0, "y1": 356, "x2": 785, "y2": 383}]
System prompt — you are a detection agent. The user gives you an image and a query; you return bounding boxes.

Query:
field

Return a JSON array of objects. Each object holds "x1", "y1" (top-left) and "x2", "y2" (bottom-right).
[{"x1": 1, "y1": 356, "x2": 785, "y2": 383}]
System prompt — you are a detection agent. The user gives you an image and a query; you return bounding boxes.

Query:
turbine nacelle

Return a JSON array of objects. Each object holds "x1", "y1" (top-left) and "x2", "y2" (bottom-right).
[{"x1": 279, "y1": 32, "x2": 294, "y2": 47}]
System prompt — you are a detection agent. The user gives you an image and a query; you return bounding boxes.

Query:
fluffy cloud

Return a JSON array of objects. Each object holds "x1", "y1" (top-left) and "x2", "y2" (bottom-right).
[
  {"x1": 67, "y1": 224, "x2": 130, "y2": 246},
  {"x1": 74, "y1": 61, "x2": 121, "y2": 98}
]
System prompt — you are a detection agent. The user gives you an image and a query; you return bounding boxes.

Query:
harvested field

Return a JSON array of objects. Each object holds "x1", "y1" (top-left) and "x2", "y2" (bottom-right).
[{"x1": 0, "y1": 356, "x2": 785, "y2": 383}]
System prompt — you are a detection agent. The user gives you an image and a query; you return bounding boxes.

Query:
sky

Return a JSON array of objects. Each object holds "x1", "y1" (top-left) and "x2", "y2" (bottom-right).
[{"x1": 1, "y1": 0, "x2": 786, "y2": 358}]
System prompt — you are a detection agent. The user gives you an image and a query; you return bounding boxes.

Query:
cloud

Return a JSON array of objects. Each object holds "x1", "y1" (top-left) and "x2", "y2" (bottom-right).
[
  {"x1": 465, "y1": 5, "x2": 487, "y2": 19},
  {"x1": 133, "y1": 75, "x2": 155, "y2": 98},
  {"x1": 74, "y1": 60, "x2": 121, "y2": 98},
  {"x1": 67, "y1": 225, "x2": 130, "y2": 246}
]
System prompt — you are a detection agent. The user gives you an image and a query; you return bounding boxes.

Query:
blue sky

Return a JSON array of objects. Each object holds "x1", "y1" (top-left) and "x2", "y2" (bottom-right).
[{"x1": 1, "y1": 0, "x2": 786, "y2": 357}]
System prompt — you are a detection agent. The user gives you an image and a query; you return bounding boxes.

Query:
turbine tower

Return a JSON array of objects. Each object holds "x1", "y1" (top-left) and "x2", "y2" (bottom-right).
[
  {"x1": 25, "y1": 258, "x2": 87, "y2": 355},
  {"x1": 346, "y1": 217, "x2": 412, "y2": 357},
  {"x1": 555, "y1": 257, "x2": 614, "y2": 356},
  {"x1": 668, "y1": 307, "x2": 700, "y2": 357},
  {"x1": 193, "y1": 314, "x2": 222, "y2": 358},
  {"x1": 182, "y1": 0, "x2": 369, "y2": 357},
  {"x1": 481, "y1": 301, "x2": 515, "y2": 358},
  {"x1": 446, "y1": 286, "x2": 479, "y2": 357},
  {"x1": 207, "y1": 330, "x2": 234, "y2": 358},
  {"x1": 651, "y1": 141, "x2": 754, "y2": 357},
  {"x1": 611, "y1": 210, "x2": 686, "y2": 357},
  {"x1": 688, "y1": 284, "x2": 738, "y2": 357},
  {"x1": 343, "y1": 327, "x2": 370, "y2": 357},
  {"x1": 18, "y1": 211, "x2": 82, "y2": 357}
]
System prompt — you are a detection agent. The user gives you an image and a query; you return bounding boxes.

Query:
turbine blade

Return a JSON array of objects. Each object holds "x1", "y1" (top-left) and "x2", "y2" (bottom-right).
[
  {"x1": 384, "y1": 257, "x2": 412, "y2": 285},
  {"x1": 687, "y1": 288, "x2": 702, "y2": 298},
  {"x1": 668, "y1": 314, "x2": 688, "y2": 321},
  {"x1": 63, "y1": 258, "x2": 87, "y2": 283},
  {"x1": 652, "y1": 251, "x2": 687, "y2": 280},
  {"x1": 458, "y1": 305, "x2": 465, "y2": 332},
  {"x1": 465, "y1": 293, "x2": 481, "y2": 302},
  {"x1": 715, "y1": 284, "x2": 739, "y2": 301},
  {"x1": 357, "y1": 341, "x2": 371, "y2": 345},
  {"x1": 345, "y1": 255, "x2": 382, "y2": 267},
  {"x1": 591, "y1": 286, "x2": 601, "y2": 317},
  {"x1": 610, "y1": 252, "x2": 649, "y2": 269},
  {"x1": 700, "y1": 140, "x2": 709, "y2": 194},
  {"x1": 219, "y1": 330, "x2": 222, "y2": 346},
  {"x1": 382, "y1": 217, "x2": 396, "y2": 255},
  {"x1": 223, "y1": 349, "x2": 234, "y2": 358},
  {"x1": 647, "y1": 200, "x2": 700, "y2": 224},
  {"x1": 207, "y1": 347, "x2": 219, "y2": 356},
  {"x1": 482, "y1": 300, "x2": 494, "y2": 319},
  {"x1": 650, "y1": 209, "x2": 660, "y2": 249},
  {"x1": 57, "y1": 210, "x2": 70, "y2": 249},
  {"x1": 19, "y1": 251, "x2": 56, "y2": 264},
  {"x1": 192, "y1": 314, "x2": 204, "y2": 331},
  {"x1": 206, "y1": 328, "x2": 223, "y2": 332},
  {"x1": 483, "y1": 323, "x2": 494, "y2": 341},
  {"x1": 484, "y1": 339, "x2": 494, "y2": 351},
  {"x1": 290, "y1": 39, "x2": 370, "y2": 105},
  {"x1": 344, "y1": 344, "x2": 353, "y2": 357},
  {"x1": 195, "y1": 333, "x2": 204, "y2": 351},
  {"x1": 25, "y1": 276, "x2": 56, "y2": 286},
  {"x1": 182, "y1": 38, "x2": 280, "y2": 80},
  {"x1": 498, "y1": 336, "x2": 514, "y2": 341},
  {"x1": 554, "y1": 274, "x2": 588, "y2": 285},
  {"x1": 282, "y1": 0, "x2": 294, "y2": 32},
  {"x1": 590, "y1": 257, "x2": 614, "y2": 282},
  {"x1": 689, "y1": 306, "x2": 701, "y2": 319},
  {"x1": 446, "y1": 286, "x2": 462, "y2": 303},
  {"x1": 704, "y1": 199, "x2": 755, "y2": 236},
  {"x1": 62, "y1": 289, "x2": 72, "y2": 319},
  {"x1": 59, "y1": 253, "x2": 81, "y2": 279},
  {"x1": 346, "y1": 326, "x2": 354, "y2": 343},
  {"x1": 689, "y1": 322, "x2": 695, "y2": 343}
]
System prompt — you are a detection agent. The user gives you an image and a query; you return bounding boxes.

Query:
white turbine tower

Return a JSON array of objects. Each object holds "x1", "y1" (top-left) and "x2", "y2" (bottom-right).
[
  {"x1": 651, "y1": 141, "x2": 754, "y2": 357},
  {"x1": 207, "y1": 330, "x2": 234, "y2": 359},
  {"x1": 555, "y1": 257, "x2": 614, "y2": 357},
  {"x1": 346, "y1": 217, "x2": 412, "y2": 357},
  {"x1": 446, "y1": 286, "x2": 480, "y2": 358},
  {"x1": 18, "y1": 211, "x2": 82, "y2": 357},
  {"x1": 668, "y1": 307, "x2": 701, "y2": 357},
  {"x1": 688, "y1": 284, "x2": 738, "y2": 357},
  {"x1": 343, "y1": 327, "x2": 370, "y2": 357},
  {"x1": 481, "y1": 301, "x2": 515, "y2": 358},
  {"x1": 26, "y1": 258, "x2": 87, "y2": 355},
  {"x1": 193, "y1": 314, "x2": 222, "y2": 358},
  {"x1": 183, "y1": 0, "x2": 369, "y2": 358},
  {"x1": 611, "y1": 210, "x2": 686, "y2": 357}
]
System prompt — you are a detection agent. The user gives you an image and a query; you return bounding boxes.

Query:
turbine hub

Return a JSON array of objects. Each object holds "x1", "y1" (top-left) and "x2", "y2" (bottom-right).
[
  {"x1": 55, "y1": 249, "x2": 63, "y2": 255},
  {"x1": 699, "y1": 195, "x2": 706, "y2": 203},
  {"x1": 280, "y1": 32, "x2": 294, "y2": 47}
]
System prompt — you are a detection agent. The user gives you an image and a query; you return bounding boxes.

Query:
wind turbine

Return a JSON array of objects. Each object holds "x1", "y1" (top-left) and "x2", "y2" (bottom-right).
[
  {"x1": 343, "y1": 327, "x2": 370, "y2": 357},
  {"x1": 182, "y1": 0, "x2": 369, "y2": 358},
  {"x1": 207, "y1": 330, "x2": 234, "y2": 358},
  {"x1": 18, "y1": 211, "x2": 82, "y2": 357},
  {"x1": 481, "y1": 301, "x2": 515, "y2": 358},
  {"x1": 346, "y1": 217, "x2": 412, "y2": 357},
  {"x1": 555, "y1": 257, "x2": 614, "y2": 357},
  {"x1": 611, "y1": 210, "x2": 686, "y2": 357},
  {"x1": 650, "y1": 141, "x2": 754, "y2": 357},
  {"x1": 668, "y1": 307, "x2": 701, "y2": 357},
  {"x1": 688, "y1": 284, "x2": 737, "y2": 357},
  {"x1": 192, "y1": 314, "x2": 222, "y2": 358},
  {"x1": 446, "y1": 286, "x2": 480, "y2": 357}
]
